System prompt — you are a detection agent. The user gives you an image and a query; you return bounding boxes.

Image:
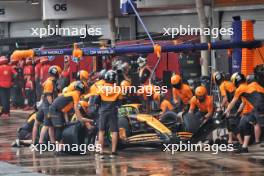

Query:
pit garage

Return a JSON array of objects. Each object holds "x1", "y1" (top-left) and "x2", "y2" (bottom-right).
[{"x1": 0, "y1": 0, "x2": 264, "y2": 175}]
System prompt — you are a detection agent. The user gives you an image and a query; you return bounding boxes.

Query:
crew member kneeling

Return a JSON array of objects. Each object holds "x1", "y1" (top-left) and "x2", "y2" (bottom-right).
[
  {"x1": 213, "y1": 72, "x2": 243, "y2": 145},
  {"x1": 153, "y1": 92, "x2": 174, "y2": 114},
  {"x1": 171, "y1": 74, "x2": 193, "y2": 112},
  {"x1": 47, "y1": 81, "x2": 87, "y2": 144},
  {"x1": 188, "y1": 86, "x2": 214, "y2": 123},
  {"x1": 62, "y1": 70, "x2": 89, "y2": 94}
]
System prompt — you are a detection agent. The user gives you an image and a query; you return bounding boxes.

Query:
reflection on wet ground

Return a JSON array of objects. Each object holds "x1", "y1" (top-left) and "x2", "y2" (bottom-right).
[{"x1": 1, "y1": 111, "x2": 264, "y2": 175}]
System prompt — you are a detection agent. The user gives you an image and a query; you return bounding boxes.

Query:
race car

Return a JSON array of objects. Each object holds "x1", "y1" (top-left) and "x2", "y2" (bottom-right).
[{"x1": 105, "y1": 104, "x2": 225, "y2": 148}]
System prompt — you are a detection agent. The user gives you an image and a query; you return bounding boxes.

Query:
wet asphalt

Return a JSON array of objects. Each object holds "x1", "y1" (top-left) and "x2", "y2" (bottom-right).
[{"x1": 1, "y1": 111, "x2": 264, "y2": 176}]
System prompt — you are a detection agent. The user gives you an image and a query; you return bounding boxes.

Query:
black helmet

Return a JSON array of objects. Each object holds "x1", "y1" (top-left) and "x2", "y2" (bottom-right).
[
  {"x1": 224, "y1": 73, "x2": 231, "y2": 81},
  {"x1": 231, "y1": 72, "x2": 246, "y2": 87},
  {"x1": 99, "y1": 69, "x2": 107, "y2": 80},
  {"x1": 74, "y1": 81, "x2": 87, "y2": 94},
  {"x1": 213, "y1": 72, "x2": 224, "y2": 85},
  {"x1": 246, "y1": 74, "x2": 255, "y2": 84},
  {"x1": 254, "y1": 64, "x2": 264, "y2": 87},
  {"x1": 48, "y1": 66, "x2": 61, "y2": 78},
  {"x1": 104, "y1": 70, "x2": 116, "y2": 84}
]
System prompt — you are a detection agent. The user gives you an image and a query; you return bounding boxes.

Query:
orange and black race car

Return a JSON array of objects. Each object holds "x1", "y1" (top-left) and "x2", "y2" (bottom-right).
[{"x1": 105, "y1": 104, "x2": 225, "y2": 148}]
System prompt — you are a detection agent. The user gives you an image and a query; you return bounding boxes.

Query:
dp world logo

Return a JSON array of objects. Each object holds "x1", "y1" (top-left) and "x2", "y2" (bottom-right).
[{"x1": 48, "y1": 56, "x2": 55, "y2": 61}]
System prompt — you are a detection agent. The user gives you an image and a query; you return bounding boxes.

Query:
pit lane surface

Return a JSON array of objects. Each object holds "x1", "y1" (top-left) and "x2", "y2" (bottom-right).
[{"x1": 1, "y1": 111, "x2": 264, "y2": 176}]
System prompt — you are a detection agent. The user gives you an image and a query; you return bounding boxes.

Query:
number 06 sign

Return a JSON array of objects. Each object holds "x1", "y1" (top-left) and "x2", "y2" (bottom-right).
[{"x1": 53, "y1": 3, "x2": 67, "y2": 12}]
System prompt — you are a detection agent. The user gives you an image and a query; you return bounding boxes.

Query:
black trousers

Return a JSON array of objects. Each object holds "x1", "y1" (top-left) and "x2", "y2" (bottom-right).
[
  {"x1": 0, "y1": 87, "x2": 11, "y2": 114},
  {"x1": 12, "y1": 85, "x2": 24, "y2": 107},
  {"x1": 35, "y1": 79, "x2": 42, "y2": 102},
  {"x1": 25, "y1": 89, "x2": 35, "y2": 106}
]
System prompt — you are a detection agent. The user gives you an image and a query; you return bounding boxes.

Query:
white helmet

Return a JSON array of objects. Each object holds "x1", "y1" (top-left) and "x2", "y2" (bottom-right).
[{"x1": 137, "y1": 56, "x2": 147, "y2": 67}]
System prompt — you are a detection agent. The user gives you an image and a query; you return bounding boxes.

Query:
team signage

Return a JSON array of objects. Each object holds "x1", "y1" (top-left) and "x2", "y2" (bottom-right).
[{"x1": 83, "y1": 48, "x2": 115, "y2": 56}]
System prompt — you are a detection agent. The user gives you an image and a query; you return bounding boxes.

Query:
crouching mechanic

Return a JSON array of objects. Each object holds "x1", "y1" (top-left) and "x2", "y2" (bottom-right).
[
  {"x1": 71, "y1": 100, "x2": 97, "y2": 144},
  {"x1": 225, "y1": 73, "x2": 255, "y2": 153},
  {"x1": 232, "y1": 66, "x2": 264, "y2": 149},
  {"x1": 245, "y1": 66, "x2": 264, "y2": 144},
  {"x1": 46, "y1": 81, "x2": 88, "y2": 144},
  {"x1": 32, "y1": 66, "x2": 61, "y2": 145},
  {"x1": 171, "y1": 74, "x2": 193, "y2": 112},
  {"x1": 62, "y1": 70, "x2": 89, "y2": 93},
  {"x1": 250, "y1": 65, "x2": 264, "y2": 130},
  {"x1": 213, "y1": 72, "x2": 243, "y2": 145},
  {"x1": 188, "y1": 86, "x2": 214, "y2": 123},
  {"x1": 95, "y1": 70, "x2": 122, "y2": 159},
  {"x1": 120, "y1": 79, "x2": 133, "y2": 104},
  {"x1": 153, "y1": 92, "x2": 174, "y2": 114},
  {"x1": 89, "y1": 69, "x2": 107, "y2": 95},
  {"x1": 71, "y1": 101, "x2": 93, "y2": 124}
]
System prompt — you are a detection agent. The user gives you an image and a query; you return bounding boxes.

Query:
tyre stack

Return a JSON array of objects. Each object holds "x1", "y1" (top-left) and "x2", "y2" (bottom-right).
[{"x1": 241, "y1": 20, "x2": 254, "y2": 76}]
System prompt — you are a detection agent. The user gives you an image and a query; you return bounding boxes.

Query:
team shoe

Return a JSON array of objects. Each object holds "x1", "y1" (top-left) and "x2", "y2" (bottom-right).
[
  {"x1": 99, "y1": 153, "x2": 105, "y2": 159},
  {"x1": 1, "y1": 113, "x2": 10, "y2": 119},
  {"x1": 109, "y1": 152, "x2": 118, "y2": 159},
  {"x1": 234, "y1": 147, "x2": 249, "y2": 153},
  {"x1": 1, "y1": 113, "x2": 6, "y2": 119},
  {"x1": 11, "y1": 139, "x2": 20, "y2": 147},
  {"x1": 253, "y1": 141, "x2": 261, "y2": 145},
  {"x1": 233, "y1": 143, "x2": 242, "y2": 149}
]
